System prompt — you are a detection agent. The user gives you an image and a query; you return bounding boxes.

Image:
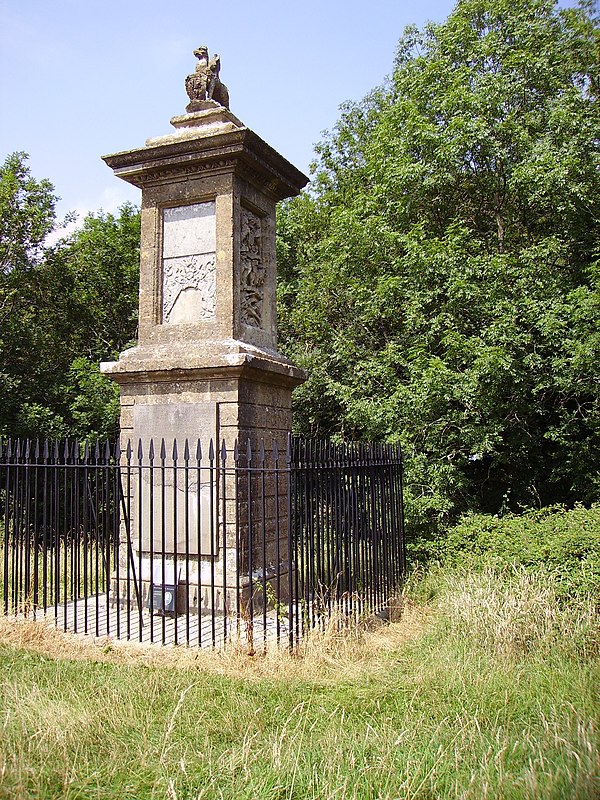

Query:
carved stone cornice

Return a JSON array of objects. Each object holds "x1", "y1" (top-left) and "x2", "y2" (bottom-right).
[{"x1": 102, "y1": 128, "x2": 308, "y2": 200}]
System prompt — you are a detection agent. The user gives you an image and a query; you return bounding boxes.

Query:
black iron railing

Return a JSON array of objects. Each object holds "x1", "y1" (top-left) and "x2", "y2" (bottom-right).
[{"x1": 1, "y1": 435, "x2": 405, "y2": 650}]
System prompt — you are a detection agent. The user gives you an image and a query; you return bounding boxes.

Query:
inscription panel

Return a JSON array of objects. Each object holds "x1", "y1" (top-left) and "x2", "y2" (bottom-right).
[
  {"x1": 162, "y1": 202, "x2": 216, "y2": 324},
  {"x1": 130, "y1": 403, "x2": 219, "y2": 556}
]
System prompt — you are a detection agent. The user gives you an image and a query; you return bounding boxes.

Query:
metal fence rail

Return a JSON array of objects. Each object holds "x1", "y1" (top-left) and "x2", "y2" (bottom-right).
[
  {"x1": 1, "y1": 435, "x2": 405, "y2": 650},
  {"x1": 290, "y1": 439, "x2": 405, "y2": 637}
]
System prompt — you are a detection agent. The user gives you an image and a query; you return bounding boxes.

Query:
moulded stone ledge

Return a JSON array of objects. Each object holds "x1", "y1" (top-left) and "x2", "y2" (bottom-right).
[{"x1": 100, "y1": 342, "x2": 306, "y2": 388}]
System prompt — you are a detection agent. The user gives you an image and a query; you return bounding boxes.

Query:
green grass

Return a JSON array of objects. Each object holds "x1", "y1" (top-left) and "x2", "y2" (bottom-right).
[{"x1": 0, "y1": 564, "x2": 598, "y2": 800}]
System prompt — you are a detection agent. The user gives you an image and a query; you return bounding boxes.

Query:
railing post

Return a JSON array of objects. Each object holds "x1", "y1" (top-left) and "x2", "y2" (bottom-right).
[
  {"x1": 2, "y1": 439, "x2": 10, "y2": 615},
  {"x1": 220, "y1": 439, "x2": 228, "y2": 644}
]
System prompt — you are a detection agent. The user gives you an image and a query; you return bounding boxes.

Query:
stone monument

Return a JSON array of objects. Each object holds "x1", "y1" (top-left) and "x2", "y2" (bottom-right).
[{"x1": 101, "y1": 48, "x2": 308, "y2": 617}]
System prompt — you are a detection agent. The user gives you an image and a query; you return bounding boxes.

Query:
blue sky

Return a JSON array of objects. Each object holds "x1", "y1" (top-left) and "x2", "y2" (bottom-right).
[{"x1": 1, "y1": 0, "x2": 457, "y2": 225}]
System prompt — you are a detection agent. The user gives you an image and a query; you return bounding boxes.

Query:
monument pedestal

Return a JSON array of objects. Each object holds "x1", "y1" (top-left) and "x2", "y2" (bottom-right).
[{"x1": 101, "y1": 85, "x2": 307, "y2": 618}]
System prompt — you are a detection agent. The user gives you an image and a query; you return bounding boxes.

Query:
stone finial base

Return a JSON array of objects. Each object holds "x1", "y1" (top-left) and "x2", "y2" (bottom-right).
[{"x1": 145, "y1": 103, "x2": 245, "y2": 147}]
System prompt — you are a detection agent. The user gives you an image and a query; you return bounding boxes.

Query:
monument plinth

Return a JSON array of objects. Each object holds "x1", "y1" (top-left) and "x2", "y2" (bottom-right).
[{"x1": 101, "y1": 48, "x2": 308, "y2": 615}]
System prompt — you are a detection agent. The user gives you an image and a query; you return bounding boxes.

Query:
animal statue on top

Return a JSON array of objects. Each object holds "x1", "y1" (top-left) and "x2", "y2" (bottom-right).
[{"x1": 185, "y1": 46, "x2": 230, "y2": 112}]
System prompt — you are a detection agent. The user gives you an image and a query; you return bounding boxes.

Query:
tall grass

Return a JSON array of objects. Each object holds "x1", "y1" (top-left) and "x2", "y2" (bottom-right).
[
  {"x1": 405, "y1": 563, "x2": 599, "y2": 658},
  {"x1": 0, "y1": 561, "x2": 598, "y2": 800}
]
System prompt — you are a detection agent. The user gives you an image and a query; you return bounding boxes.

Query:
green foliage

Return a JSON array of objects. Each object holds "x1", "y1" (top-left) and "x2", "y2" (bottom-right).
[
  {"x1": 277, "y1": 0, "x2": 600, "y2": 532},
  {"x1": 0, "y1": 154, "x2": 139, "y2": 441},
  {"x1": 65, "y1": 357, "x2": 120, "y2": 442},
  {"x1": 0, "y1": 152, "x2": 56, "y2": 276},
  {"x1": 48, "y1": 204, "x2": 140, "y2": 361},
  {"x1": 435, "y1": 504, "x2": 600, "y2": 597}
]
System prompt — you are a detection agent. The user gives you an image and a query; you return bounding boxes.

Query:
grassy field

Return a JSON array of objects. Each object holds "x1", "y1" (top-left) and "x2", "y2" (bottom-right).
[{"x1": 0, "y1": 564, "x2": 598, "y2": 800}]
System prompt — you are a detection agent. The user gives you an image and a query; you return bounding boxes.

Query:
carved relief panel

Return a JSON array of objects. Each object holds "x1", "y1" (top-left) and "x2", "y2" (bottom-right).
[
  {"x1": 240, "y1": 207, "x2": 265, "y2": 328},
  {"x1": 162, "y1": 202, "x2": 216, "y2": 324}
]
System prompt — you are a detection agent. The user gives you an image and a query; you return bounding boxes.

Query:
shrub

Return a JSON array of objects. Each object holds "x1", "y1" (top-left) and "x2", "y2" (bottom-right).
[{"x1": 422, "y1": 505, "x2": 600, "y2": 598}]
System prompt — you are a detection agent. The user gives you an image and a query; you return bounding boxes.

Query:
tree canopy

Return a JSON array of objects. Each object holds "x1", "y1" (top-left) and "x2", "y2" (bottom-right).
[
  {"x1": 0, "y1": 152, "x2": 139, "y2": 441},
  {"x1": 277, "y1": 0, "x2": 600, "y2": 534}
]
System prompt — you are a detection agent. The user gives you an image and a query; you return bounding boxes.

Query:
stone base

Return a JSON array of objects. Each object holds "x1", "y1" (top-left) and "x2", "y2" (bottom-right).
[
  {"x1": 110, "y1": 567, "x2": 292, "y2": 617},
  {"x1": 101, "y1": 343, "x2": 304, "y2": 460},
  {"x1": 144, "y1": 103, "x2": 245, "y2": 147}
]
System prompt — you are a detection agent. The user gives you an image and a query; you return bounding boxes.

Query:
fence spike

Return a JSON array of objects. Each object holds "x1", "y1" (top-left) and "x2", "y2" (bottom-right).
[
  {"x1": 160, "y1": 438, "x2": 167, "y2": 461},
  {"x1": 184, "y1": 438, "x2": 190, "y2": 461},
  {"x1": 0, "y1": 429, "x2": 406, "y2": 649},
  {"x1": 172, "y1": 439, "x2": 178, "y2": 462},
  {"x1": 137, "y1": 439, "x2": 144, "y2": 461},
  {"x1": 285, "y1": 432, "x2": 292, "y2": 465},
  {"x1": 149, "y1": 439, "x2": 155, "y2": 462},
  {"x1": 196, "y1": 439, "x2": 202, "y2": 462},
  {"x1": 209, "y1": 438, "x2": 215, "y2": 461}
]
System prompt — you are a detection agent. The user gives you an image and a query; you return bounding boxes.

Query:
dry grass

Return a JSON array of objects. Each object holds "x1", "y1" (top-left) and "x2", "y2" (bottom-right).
[
  {"x1": 0, "y1": 600, "x2": 430, "y2": 683},
  {"x1": 420, "y1": 565, "x2": 600, "y2": 658}
]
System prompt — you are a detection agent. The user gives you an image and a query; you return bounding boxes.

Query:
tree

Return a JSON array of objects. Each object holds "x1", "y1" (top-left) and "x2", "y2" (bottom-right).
[
  {"x1": 46, "y1": 204, "x2": 140, "y2": 362},
  {"x1": 0, "y1": 153, "x2": 59, "y2": 434},
  {"x1": 0, "y1": 152, "x2": 56, "y2": 277},
  {"x1": 277, "y1": 0, "x2": 600, "y2": 536},
  {"x1": 0, "y1": 154, "x2": 140, "y2": 440}
]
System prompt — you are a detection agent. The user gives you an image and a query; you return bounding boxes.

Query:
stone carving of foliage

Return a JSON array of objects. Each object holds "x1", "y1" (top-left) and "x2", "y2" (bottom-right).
[
  {"x1": 163, "y1": 254, "x2": 216, "y2": 322},
  {"x1": 240, "y1": 209, "x2": 264, "y2": 328}
]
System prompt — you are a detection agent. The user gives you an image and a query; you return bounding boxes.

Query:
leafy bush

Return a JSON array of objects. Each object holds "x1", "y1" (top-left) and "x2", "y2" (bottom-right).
[{"x1": 429, "y1": 505, "x2": 600, "y2": 598}]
